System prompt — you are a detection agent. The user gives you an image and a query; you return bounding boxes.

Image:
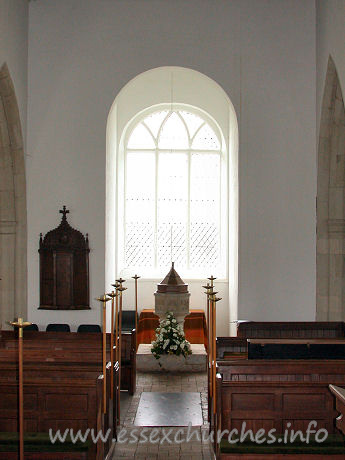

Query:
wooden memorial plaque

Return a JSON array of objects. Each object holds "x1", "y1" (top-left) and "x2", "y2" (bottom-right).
[{"x1": 38, "y1": 206, "x2": 90, "y2": 310}]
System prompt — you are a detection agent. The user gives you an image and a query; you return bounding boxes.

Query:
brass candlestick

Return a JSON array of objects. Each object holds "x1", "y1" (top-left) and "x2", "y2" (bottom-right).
[
  {"x1": 96, "y1": 294, "x2": 111, "y2": 413},
  {"x1": 111, "y1": 281, "x2": 121, "y2": 423},
  {"x1": 206, "y1": 275, "x2": 216, "y2": 405},
  {"x1": 202, "y1": 283, "x2": 212, "y2": 352},
  {"x1": 115, "y1": 278, "x2": 126, "y2": 285},
  {"x1": 117, "y1": 285, "x2": 127, "y2": 393},
  {"x1": 111, "y1": 282, "x2": 120, "y2": 363},
  {"x1": 208, "y1": 275, "x2": 217, "y2": 286},
  {"x1": 206, "y1": 289, "x2": 218, "y2": 400},
  {"x1": 210, "y1": 294, "x2": 221, "y2": 414},
  {"x1": 203, "y1": 283, "x2": 212, "y2": 403},
  {"x1": 132, "y1": 275, "x2": 140, "y2": 349},
  {"x1": 10, "y1": 317, "x2": 31, "y2": 460},
  {"x1": 106, "y1": 290, "x2": 118, "y2": 400}
]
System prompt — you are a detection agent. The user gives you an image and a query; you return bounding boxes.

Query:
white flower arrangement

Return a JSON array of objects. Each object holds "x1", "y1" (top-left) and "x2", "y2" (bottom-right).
[{"x1": 151, "y1": 311, "x2": 192, "y2": 361}]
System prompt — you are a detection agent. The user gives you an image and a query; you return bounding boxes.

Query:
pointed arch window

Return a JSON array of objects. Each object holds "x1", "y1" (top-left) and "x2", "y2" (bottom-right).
[{"x1": 119, "y1": 107, "x2": 226, "y2": 279}]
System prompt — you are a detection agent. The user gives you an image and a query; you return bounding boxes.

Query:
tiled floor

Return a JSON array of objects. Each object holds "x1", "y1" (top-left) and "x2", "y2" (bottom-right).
[{"x1": 111, "y1": 372, "x2": 214, "y2": 459}]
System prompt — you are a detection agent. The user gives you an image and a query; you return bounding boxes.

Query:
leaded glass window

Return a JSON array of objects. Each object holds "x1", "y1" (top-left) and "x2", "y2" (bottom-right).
[{"x1": 121, "y1": 108, "x2": 225, "y2": 278}]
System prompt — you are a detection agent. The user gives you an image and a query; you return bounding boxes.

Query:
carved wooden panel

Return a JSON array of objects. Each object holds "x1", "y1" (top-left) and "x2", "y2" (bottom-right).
[{"x1": 39, "y1": 207, "x2": 90, "y2": 310}]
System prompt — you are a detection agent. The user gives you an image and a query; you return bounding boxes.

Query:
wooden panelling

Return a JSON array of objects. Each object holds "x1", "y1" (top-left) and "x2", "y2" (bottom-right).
[
  {"x1": 45, "y1": 393, "x2": 88, "y2": 412},
  {"x1": 282, "y1": 393, "x2": 326, "y2": 411},
  {"x1": 237, "y1": 322, "x2": 345, "y2": 339},
  {"x1": 216, "y1": 360, "x2": 342, "y2": 437},
  {"x1": 231, "y1": 393, "x2": 275, "y2": 411}
]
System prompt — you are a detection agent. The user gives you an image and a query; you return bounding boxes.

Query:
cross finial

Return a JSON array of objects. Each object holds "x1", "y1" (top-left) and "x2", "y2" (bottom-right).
[{"x1": 59, "y1": 206, "x2": 69, "y2": 221}]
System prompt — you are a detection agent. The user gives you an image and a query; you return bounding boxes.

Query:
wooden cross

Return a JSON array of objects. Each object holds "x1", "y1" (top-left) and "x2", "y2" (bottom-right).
[{"x1": 59, "y1": 206, "x2": 70, "y2": 220}]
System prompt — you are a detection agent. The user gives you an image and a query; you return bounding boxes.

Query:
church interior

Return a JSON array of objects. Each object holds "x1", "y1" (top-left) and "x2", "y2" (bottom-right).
[{"x1": 1, "y1": 0, "x2": 345, "y2": 458}]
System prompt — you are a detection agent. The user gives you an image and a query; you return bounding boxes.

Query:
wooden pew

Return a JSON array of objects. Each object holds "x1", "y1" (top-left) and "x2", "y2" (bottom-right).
[
  {"x1": 0, "y1": 331, "x2": 112, "y2": 351},
  {"x1": 216, "y1": 337, "x2": 248, "y2": 360},
  {"x1": 0, "y1": 371, "x2": 106, "y2": 459},
  {"x1": 206, "y1": 338, "x2": 248, "y2": 428},
  {"x1": 329, "y1": 385, "x2": 345, "y2": 436},
  {"x1": 215, "y1": 359, "x2": 345, "y2": 459},
  {"x1": 0, "y1": 346, "x2": 119, "y2": 459},
  {"x1": 0, "y1": 330, "x2": 134, "y2": 396},
  {"x1": 248, "y1": 338, "x2": 345, "y2": 360},
  {"x1": 120, "y1": 329, "x2": 136, "y2": 395},
  {"x1": 216, "y1": 337, "x2": 345, "y2": 361},
  {"x1": 237, "y1": 321, "x2": 345, "y2": 339}
]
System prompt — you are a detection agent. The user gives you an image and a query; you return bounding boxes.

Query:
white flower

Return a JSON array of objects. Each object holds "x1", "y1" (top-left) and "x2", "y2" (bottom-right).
[
  {"x1": 163, "y1": 339, "x2": 170, "y2": 349},
  {"x1": 172, "y1": 319, "x2": 177, "y2": 323}
]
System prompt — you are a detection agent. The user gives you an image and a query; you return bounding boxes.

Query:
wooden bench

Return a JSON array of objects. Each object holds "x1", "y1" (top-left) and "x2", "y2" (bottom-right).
[
  {"x1": 237, "y1": 321, "x2": 345, "y2": 339},
  {"x1": 0, "y1": 345, "x2": 119, "y2": 459},
  {"x1": 0, "y1": 374, "x2": 105, "y2": 459},
  {"x1": 205, "y1": 338, "x2": 248, "y2": 427},
  {"x1": 215, "y1": 359, "x2": 345, "y2": 458},
  {"x1": 0, "y1": 329, "x2": 135, "y2": 394},
  {"x1": 216, "y1": 337, "x2": 248, "y2": 360},
  {"x1": 0, "y1": 331, "x2": 112, "y2": 352},
  {"x1": 248, "y1": 338, "x2": 345, "y2": 360}
]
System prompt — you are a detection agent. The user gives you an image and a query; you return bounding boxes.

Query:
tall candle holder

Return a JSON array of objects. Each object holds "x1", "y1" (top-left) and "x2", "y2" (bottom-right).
[
  {"x1": 106, "y1": 290, "x2": 118, "y2": 400},
  {"x1": 132, "y1": 274, "x2": 140, "y2": 349},
  {"x1": 96, "y1": 294, "x2": 111, "y2": 413},
  {"x1": 10, "y1": 317, "x2": 31, "y2": 460}
]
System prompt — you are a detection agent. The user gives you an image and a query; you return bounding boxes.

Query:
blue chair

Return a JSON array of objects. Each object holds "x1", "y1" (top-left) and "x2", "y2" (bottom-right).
[
  {"x1": 25, "y1": 323, "x2": 39, "y2": 331},
  {"x1": 77, "y1": 324, "x2": 101, "y2": 333},
  {"x1": 46, "y1": 323, "x2": 71, "y2": 332}
]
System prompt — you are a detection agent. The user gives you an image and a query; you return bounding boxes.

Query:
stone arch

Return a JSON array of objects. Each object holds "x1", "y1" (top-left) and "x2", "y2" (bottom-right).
[
  {"x1": 0, "y1": 63, "x2": 27, "y2": 328},
  {"x1": 316, "y1": 56, "x2": 345, "y2": 320}
]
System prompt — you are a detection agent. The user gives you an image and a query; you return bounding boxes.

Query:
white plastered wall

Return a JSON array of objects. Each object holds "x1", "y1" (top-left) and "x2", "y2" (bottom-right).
[{"x1": 27, "y1": 0, "x2": 316, "y2": 333}]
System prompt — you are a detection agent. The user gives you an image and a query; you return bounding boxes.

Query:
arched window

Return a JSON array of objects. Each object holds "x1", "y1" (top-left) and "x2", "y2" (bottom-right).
[
  {"x1": 120, "y1": 107, "x2": 226, "y2": 278},
  {"x1": 106, "y1": 67, "x2": 238, "y2": 335}
]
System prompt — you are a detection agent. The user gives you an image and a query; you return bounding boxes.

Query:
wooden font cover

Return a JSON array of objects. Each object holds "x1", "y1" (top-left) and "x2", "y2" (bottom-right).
[{"x1": 38, "y1": 206, "x2": 90, "y2": 310}]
